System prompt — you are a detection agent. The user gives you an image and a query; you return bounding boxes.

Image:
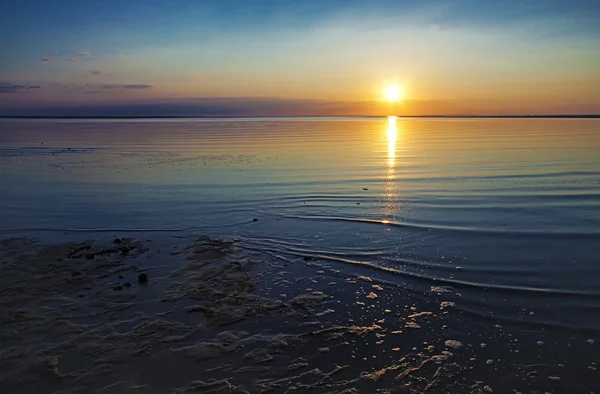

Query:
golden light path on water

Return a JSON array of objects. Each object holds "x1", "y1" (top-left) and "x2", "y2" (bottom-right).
[{"x1": 383, "y1": 116, "x2": 399, "y2": 219}]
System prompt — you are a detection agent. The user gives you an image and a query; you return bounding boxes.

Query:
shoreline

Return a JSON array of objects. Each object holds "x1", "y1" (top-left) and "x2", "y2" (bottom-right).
[{"x1": 1, "y1": 234, "x2": 598, "y2": 393}]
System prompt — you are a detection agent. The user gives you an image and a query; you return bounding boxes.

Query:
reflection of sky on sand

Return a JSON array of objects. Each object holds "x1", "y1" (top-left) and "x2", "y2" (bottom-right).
[{"x1": 382, "y1": 116, "x2": 401, "y2": 219}]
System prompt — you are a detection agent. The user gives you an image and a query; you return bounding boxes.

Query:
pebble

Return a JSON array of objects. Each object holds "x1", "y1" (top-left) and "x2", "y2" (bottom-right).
[
  {"x1": 588, "y1": 339, "x2": 595, "y2": 344},
  {"x1": 537, "y1": 341, "x2": 544, "y2": 346},
  {"x1": 445, "y1": 340, "x2": 464, "y2": 350},
  {"x1": 366, "y1": 292, "x2": 378, "y2": 299},
  {"x1": 123, "y1": 282, "x2": 131, "y2": 288},
  {"x1": 481, "y1": 343, "x2": 487, "y2": 348},
  {"x1": 548, "y1": 376, "x2": 560, "y2": 381},
  {"x1": 486, "y1": 359, "x2": 494, "y2": 365},
  {"x1": 138, "y1": 273, "x2": 149, "y2": 283},
  {"x1": 71, "y1": 270, "x2": 82, "y2": 277}
]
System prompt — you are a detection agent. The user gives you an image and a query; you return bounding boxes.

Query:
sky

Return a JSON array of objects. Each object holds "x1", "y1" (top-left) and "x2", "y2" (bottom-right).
[{"x1": 1, "y1": 0, "x2": 600, "y2": 116}]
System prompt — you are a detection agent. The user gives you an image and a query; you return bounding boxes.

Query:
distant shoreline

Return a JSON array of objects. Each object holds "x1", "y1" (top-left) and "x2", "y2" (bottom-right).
[{"x1": 1, "y1": 114, "x2": 599, "y2": 119}]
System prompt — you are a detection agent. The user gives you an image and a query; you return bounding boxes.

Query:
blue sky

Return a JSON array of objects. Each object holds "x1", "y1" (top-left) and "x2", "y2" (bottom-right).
[{"x1": 1, "y1": 0, "x2": 599, "y2": 115}]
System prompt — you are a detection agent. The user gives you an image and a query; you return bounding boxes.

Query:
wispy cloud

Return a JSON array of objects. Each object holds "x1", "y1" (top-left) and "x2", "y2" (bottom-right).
[
  {"x1": 76, "y1": 51, "x2": 90, "y2": 57},
  {"x1": 89, "y1": 70, "x2": 113, "y2": 77},
  {"x1": 102, "y1": 84, "x2": 153, "y2": 90},
  {"x1": 0, "y1": 82, "x2": 41, "y2": 93},
  {"x1": 40, "y1": 51, "x2": 59, "y2": 63}
]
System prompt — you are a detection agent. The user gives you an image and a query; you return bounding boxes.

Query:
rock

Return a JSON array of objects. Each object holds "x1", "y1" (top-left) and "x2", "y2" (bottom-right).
[
  {"x1": 113, "y1": 238, "x2": 122, "y2": 244},
  {"x1": 118, "y1": 275, "x2": 124, "y2": 279},
  {"x1": 123, "y1": 282, "x2": 131, "y2": 288},
  {"x1": 486, "y1": 359, "x2": 494, "y2": 365},
  {"x1": 71, "y1": 270, "x2": 82, "y2": 277},
  {"x1": 362, "y1": 188, "x2": 368, "y2": 190},
  {"x1": 252, "y1": 218, "x2": 258, "y2": 222},
  {"x1": 366, "y1": 292, "x2": 378, "y2": 299},
  {"x1": 84, "y1": 253, "x2": 95, "y2": 260},
  {"x1": 113, "y1": 285, "x2": 123, "y2": 291},
  {"x1": 588, "y1": 339, "x2": 595, "y2": 344},
  {"x1": 138, "y1": 273, "x2": 149, "y2": 283},
  {"x1": 445, "y1": 340, "x2": 464, "y2": 350},
  {"x1": 45, "y1": 357, "x2": 62, "y2": 378}
]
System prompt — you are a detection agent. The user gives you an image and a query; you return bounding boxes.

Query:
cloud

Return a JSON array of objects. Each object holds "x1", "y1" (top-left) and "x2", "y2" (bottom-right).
[
  {"x1": 40, "y1": 51, "x2": 59, "y2": 63},
  {"x1": 90, "y1": 70, "x2": 112, "y2": 77},
  {"x1": 67, "y1": 57, "x2": 77, "y2": 62},
  {"x1": 76, "y1": 51, "x2": 90, "y2": 57},
  {"x1": 0, "y1": 82, "x2": 41, "y2": 93},
  {"x1": 101, "y1": 84, "x2": 153, "y2": 90}
]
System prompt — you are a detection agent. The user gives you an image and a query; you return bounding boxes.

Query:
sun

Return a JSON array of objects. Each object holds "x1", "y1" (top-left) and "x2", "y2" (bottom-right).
[{"x1": 384, "y1": 85, "x2": 403, "y2": 102}]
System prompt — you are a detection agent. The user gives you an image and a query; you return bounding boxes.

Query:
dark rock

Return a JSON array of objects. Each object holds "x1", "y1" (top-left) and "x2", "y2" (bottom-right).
[
  {"x1": 113, "y1": 285, "x2": 123, "y2": 291},
  {"x1": 113, "y1": 238, "x2": 122, "y2": 244},
  {"x1": 302, "y1": 256, "x2": 317, "y2": 261},
  {"x1": 1, "y1": 261, "x2": 8, "y2": 264},
  {"x1": 77, "y1": 294, "x2": 85, "y2": 298},
  {"x1": 84, "y1": 253, "x2": 95, "y2": 260},
  {"x1": 123, "y1": 282, "x2": 131, "y2": 288},
  {"x1": 71, "y1": 270, "x2": 82, "y2": 277},
  {"x1": 362, "y1": 188, "x2": 368, "y2": 190},
  {"x1": 118, "y1": 275, "x2": 124, "y2": 279},
  {"x1": 138, "y1": 273, "x2": 149, "y2": 283},
  {"x1": 252, "y1": 218, "x2": 258, "y2": 222}
]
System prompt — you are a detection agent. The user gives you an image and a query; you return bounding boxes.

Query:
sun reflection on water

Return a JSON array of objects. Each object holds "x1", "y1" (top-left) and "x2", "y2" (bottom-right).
[
  {"x1": 387, "y1": 116, "x2": 397, "y2": 166},
  {"x1": 383, "y1": 116, "x2": 400, "y2": 218}
]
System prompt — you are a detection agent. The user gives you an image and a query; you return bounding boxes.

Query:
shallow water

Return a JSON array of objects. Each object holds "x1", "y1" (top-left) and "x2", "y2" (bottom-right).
[{"x1": 1, "y1": 117, "x2": 600, "y2": 331}]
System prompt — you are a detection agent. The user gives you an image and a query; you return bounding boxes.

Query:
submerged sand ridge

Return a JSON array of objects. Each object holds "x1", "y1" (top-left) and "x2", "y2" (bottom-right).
[{"x1": 0, "y1": 235, "x2": 597, "y2": 393}]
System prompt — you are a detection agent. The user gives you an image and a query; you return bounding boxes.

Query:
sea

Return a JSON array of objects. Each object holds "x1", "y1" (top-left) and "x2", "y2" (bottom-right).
[{"x1": 1, "y1": 117, "x2": 599, "y2": 391}]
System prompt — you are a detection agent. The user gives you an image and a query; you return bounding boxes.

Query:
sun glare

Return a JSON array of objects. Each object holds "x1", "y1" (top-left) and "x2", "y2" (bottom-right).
[{"x1": 384, "y1": 85, "x2": 403, "y2": 102}]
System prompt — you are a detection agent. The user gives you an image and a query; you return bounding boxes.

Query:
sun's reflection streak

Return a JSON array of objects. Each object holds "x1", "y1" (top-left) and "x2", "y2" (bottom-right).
[
  {"x1": 387, "y1": 116, "x2": 397, "y2": 167},
  {"x1": 383, "y1": 116, "x2": 400, "y2": 218}
]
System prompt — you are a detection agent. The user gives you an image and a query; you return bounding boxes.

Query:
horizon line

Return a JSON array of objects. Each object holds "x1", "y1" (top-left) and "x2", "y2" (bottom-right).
[{"x1": 1, "y1": 114, "x2": 600, "y2": 119}]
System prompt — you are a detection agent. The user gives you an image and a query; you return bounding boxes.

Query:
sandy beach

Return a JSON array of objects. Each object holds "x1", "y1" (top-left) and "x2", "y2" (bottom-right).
[{"x1": 1, "y1": 234, "x2": 598, "y2": 394}]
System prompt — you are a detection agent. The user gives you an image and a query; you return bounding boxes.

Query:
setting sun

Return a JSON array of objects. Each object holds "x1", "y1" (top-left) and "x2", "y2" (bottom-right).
[{"x1": 384, "y1": 85, "x2": 403, "y2": 102}]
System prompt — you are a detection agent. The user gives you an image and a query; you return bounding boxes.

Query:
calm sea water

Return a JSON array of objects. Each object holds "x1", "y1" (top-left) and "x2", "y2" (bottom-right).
[{"x1": 1, "y1": 117, "x2": 600, "y2": 331}]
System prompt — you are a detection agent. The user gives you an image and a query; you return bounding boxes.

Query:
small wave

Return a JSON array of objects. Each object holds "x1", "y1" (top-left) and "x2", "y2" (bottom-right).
[
  {"x1": 282, "y1": 214, "x2": 600, "y2": 237},
  {"x1": 242, "y1": 243, "x2": 600, "y2": 300}
]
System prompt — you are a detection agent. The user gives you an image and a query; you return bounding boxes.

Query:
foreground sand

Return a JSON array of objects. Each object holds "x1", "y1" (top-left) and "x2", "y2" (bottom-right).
[{"x1": 0, "y1": 236, "x2": 597, "y2": 393}]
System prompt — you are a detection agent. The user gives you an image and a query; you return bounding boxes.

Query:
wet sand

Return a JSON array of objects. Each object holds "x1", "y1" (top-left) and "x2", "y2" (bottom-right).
[{"x1": 1, "y1": 235, "x2": 598, "y2": 394}]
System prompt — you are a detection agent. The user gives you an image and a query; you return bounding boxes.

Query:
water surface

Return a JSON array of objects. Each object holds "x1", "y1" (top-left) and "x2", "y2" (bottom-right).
[{"x1": 1, "y1": 117, "x2": 600, "y2": 331}]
